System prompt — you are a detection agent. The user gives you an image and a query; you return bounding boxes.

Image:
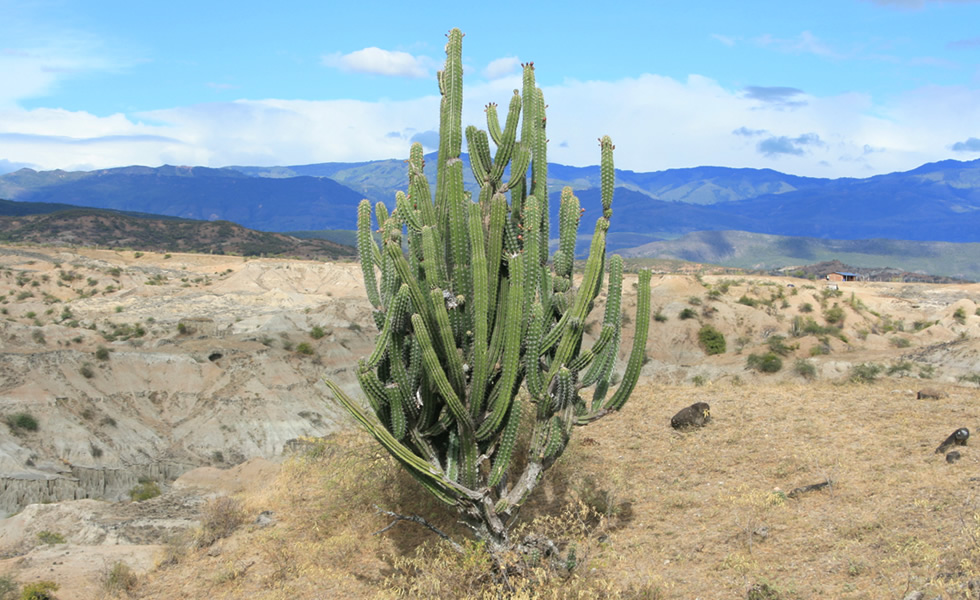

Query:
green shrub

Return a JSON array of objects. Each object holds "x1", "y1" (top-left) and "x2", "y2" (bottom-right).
[
  {"x1": 887, "y1": 361, "x2": 914, "y2": 376},
  {"x1": 793, "y1": 359, "x2": 816, "y2": 379},
  {"x1": 36, "y1": 531, "x2": 65, "y2": 545},
  {"x1": 697, "y1": 325, "x2": 726, "y2": 355},
  {"x1": 19, "y1": 581, "x2": 58, "y2": 600},
  {"x1": 310, "y1": 325, "x2": 326, "y2": 340},
  {"x1": 766, "y1": 335, "x2": 795, "y2": 356},
  {"x1": 889, "y1": 336, "x2": 911, "y2": 348},
  {"x1": 653, "y1": 311, "x2": 668, "y2": 322},
  {"x1": 953, "y1": 307, "x2": 967, "y2": 324},
  {"x1": 737, "y1": 295, "x2": 758, "y2": 307},
  {"x1": 94, "y1": 346, "x2": 111, "y2": 360},
  {"x1": 678, "y1": 307, "x2": 697, "y2": 320},
  {"x1": 747, "y1": 352, "x2": 783, "y2": 373},
  {"x1": 129, "y1": 479, "x2": 161, "y2": 502},
  {"x1": 296, "y1": 342, "x2": 315, "y2": 355},
  {"x1": 5, "y1": 412, "x2": 38, "y2": 432},
  {"x1": 849, "y1": 363, "x2": 883, "y2": 383},
  {"x1": 824, "y1": 304, "x2": 845, "y2": 325},
  {"x1": 79, "y1": 364, "x2": 95, "y2": 379}
]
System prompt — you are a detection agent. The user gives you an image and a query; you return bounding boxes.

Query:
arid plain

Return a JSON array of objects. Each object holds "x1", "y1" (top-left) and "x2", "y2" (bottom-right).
[{"x1": 1, "y1": 244, "x2": 980, "y2": 598}]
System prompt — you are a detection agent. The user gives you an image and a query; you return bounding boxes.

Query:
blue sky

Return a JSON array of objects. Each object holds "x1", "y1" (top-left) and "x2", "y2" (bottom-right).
[{"x1": 1, "y1": 0, "x2": 979, "y2": 178}]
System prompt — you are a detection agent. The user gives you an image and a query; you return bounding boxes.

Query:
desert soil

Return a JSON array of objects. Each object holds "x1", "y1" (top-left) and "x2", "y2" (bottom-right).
[{"x1": 1, "y1": 244, "x2": 979, "y2": 598}]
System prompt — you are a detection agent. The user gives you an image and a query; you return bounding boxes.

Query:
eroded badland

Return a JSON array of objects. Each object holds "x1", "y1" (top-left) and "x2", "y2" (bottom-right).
[{"x1": 2, "y1": 244, "x2": 980, "y2": 598}]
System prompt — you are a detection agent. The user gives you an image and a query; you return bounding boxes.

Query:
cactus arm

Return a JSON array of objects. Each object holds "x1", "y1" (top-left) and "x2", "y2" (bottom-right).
[
  {"x1": 387, "y1": 240, "x2": 435, "y2": 330},
  {"x1": 581, "y1": 255, "x2": 623, "y2": 386},
  {"x1": 504, "y1": 142, "x2": 532, "y2": 192},
  {"x1": 477, "y1": 253, "x2": 524, "y2": 440},
  {"x1": 486, "y1": 191, "x2": 507, "y2": 315},
  {"x1": 358, "y1": 199, "x2": 383, "y2": 311},
  {"x1": 323, "y1": 378, "x2": 468, "y2": 504},
  {"x1": 409, "y1": 143, "x2": 437, "y2": 228},
  {"x1": 600, "y1": 135, "x2": 615, "y2": 218},
  {"x1": 524, "y1": 301, "x2": 546, "y2": 399},
  {"x1": 488, "y1": 395, "x2": 523, "y2": 487},
  {"x1": 458, "y1": 423, "x2": 479, "y2": 488},
  {"x1": 468, "y1": 201, "x2": 491, "y2": 418},
  {"x1": 447, "y1": 158, "x2": 469, "y2": 282},
  {"x1": 435, "y1": 29, "x2": 464, "y2": 225},
  {"x1": 489, "y1": 91, "x2": 522, "y2": 184},
  {"x1": 485, "y1": 102, "x2": 503, "y2": 147},
  {"x1": 569, "y1": 324, "x2": 614, "y2": 374},
  {"x1": 397, "y1": 190, "x2": 423, "y2": 233},
  {"x1": 520, "y1": 63, "x2": 536, "y2": 153},
  {"x1": 555, "y1": 188, "x2": 579, "y2": 281},
  {"x1": 355, "y1": 360, "x2": 388, "y2": 415},
  {"x1": 530, "y1": 88, "x2": 549, "y2": 271},
  {"x1": 466, "y1": 126, "x2": 492, "y2": 185},
  {"x1": 547, "y1": 217, "x2": 609, "y2": 381},
  {"x1": 601, "y1": 269, "x2": 651, "y2": 412},
  {"x1": 421, "y1": 225, "x2": 449, "y2": 290},
  {"x1": 430, "y1": 287, "x2": 467, "y2": 399},
  {"x1": 411, "y1": 313, "x2": 473, "y2": 431},
  {"x1": 387, "y1": 384, "x2": 407, "y2": 440}
]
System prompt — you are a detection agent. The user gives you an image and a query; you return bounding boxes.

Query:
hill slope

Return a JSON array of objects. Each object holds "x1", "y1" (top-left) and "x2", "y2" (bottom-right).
[
  {"x1": 0, "y1": 165, "x2": 365, "y2": 232},
  {"x1": 0, "y1": 206, "x2": 355, "y2": 259},
  {"x1": 621, "y1": 230, "x2": 980, "y2": 281}
]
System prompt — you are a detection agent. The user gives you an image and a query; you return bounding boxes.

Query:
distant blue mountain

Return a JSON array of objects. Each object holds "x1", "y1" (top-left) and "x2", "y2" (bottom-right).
[
  {"x1": 0, "y1": 165, "x2": 364, "y2": 232},
  {"x1": 2, "y1": 157, "x2": 980, "y2": 243}
]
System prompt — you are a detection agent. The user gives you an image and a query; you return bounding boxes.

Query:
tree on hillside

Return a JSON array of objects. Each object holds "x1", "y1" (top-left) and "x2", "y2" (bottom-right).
[{"x1": 323, "y1": 28, "x2": 652, "y2": 557}]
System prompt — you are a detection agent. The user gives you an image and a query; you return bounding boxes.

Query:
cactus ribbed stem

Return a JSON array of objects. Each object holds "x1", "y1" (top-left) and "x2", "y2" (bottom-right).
[{"x1": 357, "y1": 200, "x2": 382, "y2": 310}]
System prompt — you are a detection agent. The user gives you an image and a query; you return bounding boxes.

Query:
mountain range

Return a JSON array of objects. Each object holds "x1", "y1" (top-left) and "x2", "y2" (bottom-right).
[{"x1": 3, "y1": 156, "x2": 980, "y2": 277}]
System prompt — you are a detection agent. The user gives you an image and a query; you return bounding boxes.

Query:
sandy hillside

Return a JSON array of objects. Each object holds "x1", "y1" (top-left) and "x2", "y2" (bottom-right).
[{"x1": 1, "y1": 244, "x2": 980, "y2": 598}]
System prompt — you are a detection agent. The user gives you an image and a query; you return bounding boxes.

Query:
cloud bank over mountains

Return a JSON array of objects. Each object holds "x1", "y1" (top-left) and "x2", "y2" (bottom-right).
[{"x1": 2, "y1": 67, "x2": 978, "y2": 178}]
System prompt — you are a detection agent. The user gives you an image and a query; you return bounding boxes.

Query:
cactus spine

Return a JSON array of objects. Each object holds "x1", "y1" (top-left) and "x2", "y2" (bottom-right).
[{"x1": 325, "y1": 28, "x2": 652, "y2": 552}]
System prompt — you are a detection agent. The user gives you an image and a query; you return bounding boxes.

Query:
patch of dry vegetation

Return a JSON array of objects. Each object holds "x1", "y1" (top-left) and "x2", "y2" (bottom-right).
[{"x1": 135, "y1": 380, "x2": 980, "y2": 598}]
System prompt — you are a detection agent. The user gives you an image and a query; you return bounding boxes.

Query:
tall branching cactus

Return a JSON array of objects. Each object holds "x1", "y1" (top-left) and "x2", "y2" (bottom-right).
[{"x1": 324, "y1": 28, "x2": 652, "y2": 552}]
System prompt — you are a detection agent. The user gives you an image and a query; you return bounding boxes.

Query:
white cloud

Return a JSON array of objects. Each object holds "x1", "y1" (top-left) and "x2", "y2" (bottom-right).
[
  {"x1": 482, "y1": 57, "x2": 520, "y2": 80},
  {"x1": 1, "y1": 73, "x2": 979, "y2": 179},
  {"x1": 322, "y1": 47, "x2": 433, "y2": 78},
  {"x1": 711, "y1": 34, "x2": 736, "y2": 47},
  {"x1": 755, "y1": 31, "x2": 841, "y2": 59}
]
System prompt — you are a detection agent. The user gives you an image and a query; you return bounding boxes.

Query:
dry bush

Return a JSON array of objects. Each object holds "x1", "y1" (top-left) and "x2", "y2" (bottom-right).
[
  {"x1": 195, "y1": 496, "x2": 246, "y2": 547},
  {"x1": 100, "y1": 560, "x2": 139, "y2": 597}
]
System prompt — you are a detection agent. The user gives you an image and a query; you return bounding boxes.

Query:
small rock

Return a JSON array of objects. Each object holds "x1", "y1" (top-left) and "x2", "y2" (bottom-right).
[
  {"x1": 936, "y1": 428, "x2": 970, "y2": 454},
  {"x1": 254, "y1": 510, "x2": 276, "y2": 527},
  {"x1": 671, "y1": 402, "x2": 711, "y2": 430},
  {"x1": 917, "y1": 388, "x2": 948, "y2": 400},
  {"x1": 901, "y1": 592, "x2": 923, "y2": 600},
  {"x1": 947, "y1": 451, "x2": 962, "y2": 463}
]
